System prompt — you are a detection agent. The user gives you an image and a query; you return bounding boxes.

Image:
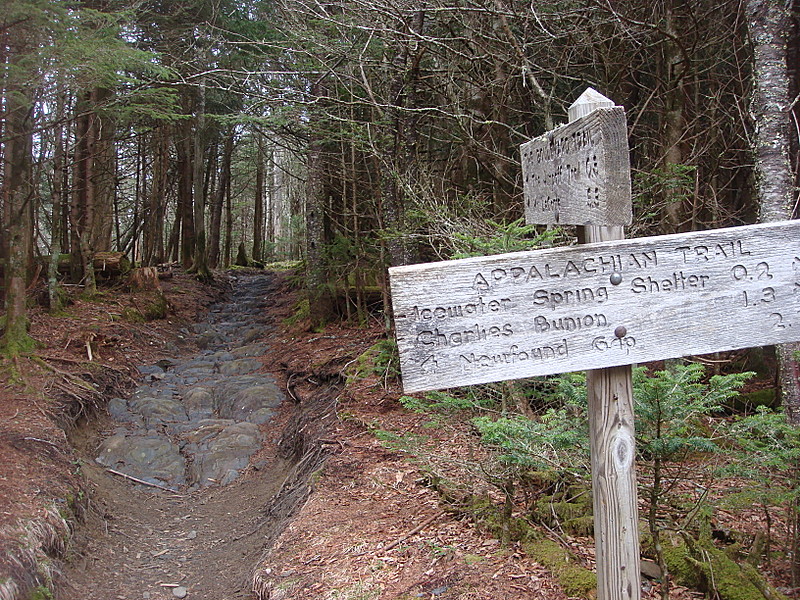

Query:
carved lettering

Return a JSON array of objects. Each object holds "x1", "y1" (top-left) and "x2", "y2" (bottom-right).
[
  {"x1": 532, "y1": 287, "x2": 608, "y2": 310},
  {"x1": 675, "y1": 240, "x2": 751, "y2": 262},
  {"x1": 521, "y1": 106, "x2": 631, "y2": 226},
  {"x1": 411, "y1": 297, "x2": 512, "y2": 320},
  {"x1": 533, "y1": 313, "x2": 608, "y2": 333},
  {"x1": 630, "y1": 271, "x2": 709, "y2": 293},
  {"x1": 417, "y1": 323, "x2": 514, "y2": 348},
  {"x1": 471, "y1": 253, "x2": 656, "y2": 291},
  {"x1": 460, "y1": 339, "x2": 569, "y2": 369},
  {"x1": 390, "y1": 221, "x2": 800, "y2": 392}
]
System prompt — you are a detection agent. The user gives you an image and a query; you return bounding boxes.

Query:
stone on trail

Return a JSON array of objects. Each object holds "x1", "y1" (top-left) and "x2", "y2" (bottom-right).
[
  {"x1": 204, "y1": 350, "x2": 234, "y2": 362},
  {"x1": 218, "y1": 357, "x2": 263, "y2": 376},
  {"x1": 230, "y1": 343, "x2": 266, "y2": 359},
  {"x1": 213, "y1": 376, "x2": 285, "y2": 423},
  {"x1": 182, "y1": 419, "x2": 236, "y2": 445},
  {"x1": 188, "y1": 421, "x2": 262, "y2": 487},
  {"x1": 130, "y1": 397, "x2": 189, "y2": 430},
  {"x1": 172, "y1": 586, "x2": 188, "y2": 598},
  {"x1": 98, "y1": 274, "x2": 281, "y2": 490},
  {"x1": 107, "y1": 397, "x2": 144, "y2": 426},
  {"x1": 181, "y1": 387, "x2": 215, "y2": 421},
  {"x1": 96, "y1": 433, "x2": 186, "y2": 488},
  {"x1": 240, "y1": 327, "x2": 264, "y2": 344},
  {"x1": 223, "y1": 385, "x2": 283, "y2": 423},
  {"x1": 195, "y1": 331, "x2": 223, "y2": 349}
]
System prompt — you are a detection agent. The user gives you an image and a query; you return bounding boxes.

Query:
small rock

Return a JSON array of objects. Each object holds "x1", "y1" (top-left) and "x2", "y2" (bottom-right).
[
  {"x1": 186, "y1": 530, "x2": 197, "y2": 540},
  {"x1": 172, "y1": 587, "x2": 188, "y2": 599},
  {"x1": 143, "y1": 593, "x2": 151, "y2": 599},
  {"x1": 640, "y1": 558, "x2": 662, "y2": 580}
]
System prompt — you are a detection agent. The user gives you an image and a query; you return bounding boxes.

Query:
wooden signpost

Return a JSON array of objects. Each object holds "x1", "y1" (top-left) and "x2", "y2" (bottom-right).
[{"x1": 389, "y1": 89, "x2": 800, "y2": 600}]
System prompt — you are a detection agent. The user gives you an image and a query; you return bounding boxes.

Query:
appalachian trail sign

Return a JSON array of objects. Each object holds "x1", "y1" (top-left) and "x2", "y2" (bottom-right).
[
  {"x1": 388, "y1": 88, "x2": 800, "y2": 600},
  {"x1": 390, "y1": 220, "x2": 800, "y2": 392}
]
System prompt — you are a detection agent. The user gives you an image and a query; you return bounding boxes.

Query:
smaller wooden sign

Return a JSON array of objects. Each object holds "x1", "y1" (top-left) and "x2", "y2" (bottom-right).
[{"x1": 521, "y1": 101, "x2": 632, "y2": 226}]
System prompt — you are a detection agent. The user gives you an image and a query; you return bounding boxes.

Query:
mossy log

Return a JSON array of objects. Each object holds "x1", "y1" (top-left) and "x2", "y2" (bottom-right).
[
  {"x1": 93, "y1": 252, "x2": 131, "y2": 277},
  {"x1": 533, "y1": 485, "x2": 594, "y2": 536},
  {"x1": 523, "y1": 537, "x2": 597, "y2": 598},
  {"x1": 662, "y1": 535, "x2": 787, "y2": 600},
  {"x1": 39, "y1": 252, "x2": 131, "y2": 278},
  {"x1": 457, "y1": 492, "x2": 597, "y2": 599}
]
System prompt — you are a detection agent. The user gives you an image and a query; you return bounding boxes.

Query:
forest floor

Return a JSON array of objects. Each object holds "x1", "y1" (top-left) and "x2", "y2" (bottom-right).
[{"x1": 0, "y1": 266, "x2": 791, "y2": 600}]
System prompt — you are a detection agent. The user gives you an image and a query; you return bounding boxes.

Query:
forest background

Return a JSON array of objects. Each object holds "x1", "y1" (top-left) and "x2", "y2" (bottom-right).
[
  {"x1": 5, "y1": 0, "x2": 800, "y2": 404},
  {"x1": 1, "y1": 0, "x2": 792, "y2": 321},
  {"x1": 4, "y1": 1, "x2": 800, "y2": 598}
]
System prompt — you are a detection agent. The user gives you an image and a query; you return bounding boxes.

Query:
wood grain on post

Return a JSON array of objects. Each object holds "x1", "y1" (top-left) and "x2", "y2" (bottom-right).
[{"x1": 572, "y1": 89, "x2": 641, "y2": 600}]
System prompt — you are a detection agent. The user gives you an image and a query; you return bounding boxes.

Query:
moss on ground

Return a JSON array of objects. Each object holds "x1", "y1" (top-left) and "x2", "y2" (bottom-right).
[
  {"x1": 523, "y1": 537, "x2": 597, "y2": 598},
  {"x1": 663, "y1": 536, "x2": 787, "y2": 600}
]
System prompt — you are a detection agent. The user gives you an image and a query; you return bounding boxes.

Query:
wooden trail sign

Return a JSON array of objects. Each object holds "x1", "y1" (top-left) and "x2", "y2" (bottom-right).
[
  {"x1": 521, "y1": 88, "x2": 632, "y2": 226},
  {"x1": 390, "y1": 220, "x2": 800, "y2": 393}
]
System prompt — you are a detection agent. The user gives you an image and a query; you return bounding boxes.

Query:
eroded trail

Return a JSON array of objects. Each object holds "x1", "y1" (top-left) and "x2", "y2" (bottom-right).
[{"x1": 60, "y1": 273, "x2": 297, "y2": 600}]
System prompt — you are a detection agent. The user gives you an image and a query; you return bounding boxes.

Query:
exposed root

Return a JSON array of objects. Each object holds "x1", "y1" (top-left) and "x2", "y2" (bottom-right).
[{"x1": 0, "y1": 506, "x2": 73, "y2": 600}]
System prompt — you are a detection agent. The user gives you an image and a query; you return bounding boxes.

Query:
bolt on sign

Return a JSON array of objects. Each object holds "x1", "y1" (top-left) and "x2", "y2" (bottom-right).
[
  {"x1": 390, "y1": 220, "x2": 800, "y2": 393},
  {"x1": 520, "y1": 96, "x2": 632, "y2": 226}
]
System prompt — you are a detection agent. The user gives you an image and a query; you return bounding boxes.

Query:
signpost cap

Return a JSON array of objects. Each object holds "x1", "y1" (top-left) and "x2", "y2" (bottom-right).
[{"x1": 569, "y1": 87, "x2": 615, "y2": 121}]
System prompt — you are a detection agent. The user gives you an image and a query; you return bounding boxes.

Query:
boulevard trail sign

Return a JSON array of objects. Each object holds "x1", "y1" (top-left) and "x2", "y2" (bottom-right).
[{"x1": 390, "y1": 220, "x2": 800, "y2": 393}]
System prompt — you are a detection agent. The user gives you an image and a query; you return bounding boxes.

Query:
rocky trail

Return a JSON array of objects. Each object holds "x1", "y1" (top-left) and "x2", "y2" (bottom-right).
[{"x1": 59, "y1": 272, "x2": 305, "y2": 600}]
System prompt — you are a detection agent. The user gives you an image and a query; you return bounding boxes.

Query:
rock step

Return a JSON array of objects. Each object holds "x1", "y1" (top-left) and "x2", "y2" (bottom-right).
[{"x1": 96, "y1": 273, "x2": 284, "y2": 490}]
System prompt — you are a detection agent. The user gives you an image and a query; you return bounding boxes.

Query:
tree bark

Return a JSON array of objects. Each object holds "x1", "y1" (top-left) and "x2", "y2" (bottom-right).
[
  {"x1": 1, "y1": 24, "x2": 37, "y2": 354},
  {"x1": 70, "y1": 83, "x2": 115, "y2": 292},
  {"x1": 176, "y1": 116, "x2": 195, "y2": 269},
  {"x1": 746, "y1": 0, "x2": 800, "y2": 423},
  {"x1": 661, "y1": 0, "x2": 689, "y2": 232},
  {"x1": 224, "y1": 165, "x2": 233, "y2": 268},
  {"x1": 48, "y1": 90, "x2": 67, "y2": 312},
  {"x1": 209, "y1": 129, "x2": 232, "y2": 269},
  {"x1": 253, "y1": 131, "x2": 265, "y2": 263},
  {"x1": 143, "y1": 126, "x2": 170, "y2": 266},
  {"x1": 190, "y1": 79, "x2": 211, "y2": 281},
  {"x1": 306, "y1": 138, "x2": 334, "y2": 326}
]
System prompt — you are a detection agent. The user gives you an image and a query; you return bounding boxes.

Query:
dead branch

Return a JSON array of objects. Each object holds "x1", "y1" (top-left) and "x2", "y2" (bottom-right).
[
  {"x1": 379, "y1": 510, "x2": 448, "y2": 553},
  {"x1": 105, "y1": 468, "x2": 181, "y2": 494}
]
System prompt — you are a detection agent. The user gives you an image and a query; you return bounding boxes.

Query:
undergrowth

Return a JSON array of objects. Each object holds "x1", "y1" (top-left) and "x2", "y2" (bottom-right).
[{"x1": 382, "y1": 361, "x2": 796, "y2": 599}]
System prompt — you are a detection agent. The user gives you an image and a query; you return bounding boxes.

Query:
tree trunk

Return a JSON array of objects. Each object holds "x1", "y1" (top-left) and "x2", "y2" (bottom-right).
[
  {"x1": 746, "y1": 0, "x2": 800, "y2": 423},
  {"x1": 266, "y1": 146, "x2": 275, "y2": 256},
  {"x1": 224, "y1": 164, "x2": 233, "y2": 267},
  {"x1": 306, "y1": 138, "x2": 334, "y2": 326},
  {"x1": 48, "y1": 91, "x2": 67, "y2": 312},
  {"x1": 1, "y1": 26, "x2": 36, "y2": 354},
  {"x1": 661, "y1": 0, "x2": 689, "y2": 232},
  {"x1": 143, "y1": 126, "x2": 170, "y2": 266},
  {"x1": 253, "y1": 132, "x2": 265, "y2": 263},
  {"x1": 190, "y1": 80, "x2": 211, "y2": 281},
  {"x1": 209, "y1": 129, "x2": 232, "y2": 269},
  {"x1": 176, "y1": 114, "x2": 195, "y2": 269},
  {"x1": 70, "y1": 84, "x2": 115, "y2": 292}
]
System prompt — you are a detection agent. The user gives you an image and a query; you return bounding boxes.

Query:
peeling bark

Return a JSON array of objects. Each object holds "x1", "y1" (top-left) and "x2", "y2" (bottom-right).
[{"x1": 746, "y1": 0, "x2": 800, "y2": 423}]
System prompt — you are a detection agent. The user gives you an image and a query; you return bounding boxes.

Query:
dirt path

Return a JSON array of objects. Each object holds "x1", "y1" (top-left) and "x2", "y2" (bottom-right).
[
  {"x1": 59, "y1": 272, "x2": 300, "y2": 600},
  {"x1": 59, "y1": 454, "x2": 291, "y2": 600}
]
